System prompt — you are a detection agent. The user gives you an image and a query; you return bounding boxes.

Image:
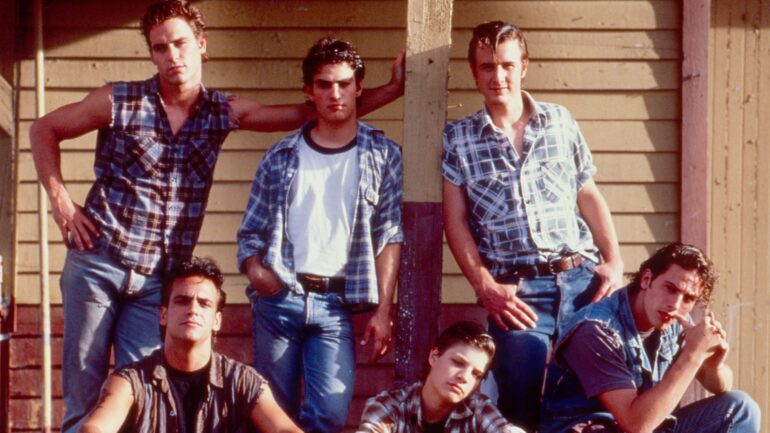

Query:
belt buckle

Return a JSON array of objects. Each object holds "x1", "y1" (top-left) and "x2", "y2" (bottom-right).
[{"x1": 304, "y1": 275, "x2": 328, "y2": 293}]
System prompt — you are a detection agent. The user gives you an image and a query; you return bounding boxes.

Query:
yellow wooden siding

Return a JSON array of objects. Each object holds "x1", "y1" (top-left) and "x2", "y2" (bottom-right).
[
  {"x1": 15, "y1": 1, "x2": 681, "y2": 306},
  {"x1": 709, "y1": 0, "x2": 769, "y2": 429}
]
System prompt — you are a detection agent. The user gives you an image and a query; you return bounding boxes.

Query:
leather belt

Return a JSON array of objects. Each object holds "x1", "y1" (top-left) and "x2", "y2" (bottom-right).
[
  {"x1": 297, "y1": 273, "x2": 346, "y2": 294},
  {"x1": 504, "y1": 253, "x2": 585, "y2": 279}
]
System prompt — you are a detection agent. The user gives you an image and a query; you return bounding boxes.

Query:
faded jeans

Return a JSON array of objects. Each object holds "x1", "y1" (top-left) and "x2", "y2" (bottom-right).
[
  {"x1": 489, "y1": 259, "x2": 600, "y2": 433},
  {"x1": 59, "y1": 239, "x2": 162, "y2": 433},
  {"x1": 250, "y1": 288, "x2": 355, "y2": 433}
]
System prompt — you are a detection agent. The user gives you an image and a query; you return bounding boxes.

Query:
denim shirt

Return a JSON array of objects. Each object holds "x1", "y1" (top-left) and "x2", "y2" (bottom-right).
[
  {"x1": 237, "y1": 121, "x2": 403, "y2": 309},
  {"x1": 540, "y1": 288, "x2": 683, "y2": 433},
  {"x1": 85, "y1": 76, "x2": 236, "y2": 274},
  {"x1": 115, "y1": 350, "x2": 265, "y2": 433},
  {"x1": 442, "y1": 93, "x2": 599, "y2": 274}
]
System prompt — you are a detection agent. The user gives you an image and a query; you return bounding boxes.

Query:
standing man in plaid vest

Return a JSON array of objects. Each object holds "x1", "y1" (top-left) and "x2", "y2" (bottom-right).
[
  {"x1": 442, "y1": 21, "x2": 623, "y2": 432},
  {"x1": 29, "y1": 2, "x2": 403, "y2": 432}
]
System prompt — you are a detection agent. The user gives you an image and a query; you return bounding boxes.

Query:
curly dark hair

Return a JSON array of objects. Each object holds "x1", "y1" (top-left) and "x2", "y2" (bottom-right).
[
  {"x1": 468, "y1": 21, "x2": 529, "y2": 69},
  {"x1": 162, "y1": 257, "x2": 226, "y2": 312},
  {"x1": 302, "y1": 37, "x2": 365, "y2": 87},
  {"x1": 141, "y1": 0, "x2": 208, "y2": 61},
  {"x1": 627, "y1": 243, "x2": 718, "y2": 304}
]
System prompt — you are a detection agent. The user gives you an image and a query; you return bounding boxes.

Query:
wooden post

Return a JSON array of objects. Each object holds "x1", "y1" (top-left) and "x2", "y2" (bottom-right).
[
  {"x1": 395, "y1": 0, "x2": 453, "y2": 386},
  {"x1": 680, "y1": 0, "x2": 711, "y2": 407}
]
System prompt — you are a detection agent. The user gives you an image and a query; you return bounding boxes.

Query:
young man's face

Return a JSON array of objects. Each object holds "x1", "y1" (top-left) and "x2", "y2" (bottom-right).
[
  {"x1": 304, "y1": 62, "x2": 363, "y2": 126},
  {"x1": 636, "y1": 264, "x2": 703, "y2": 331},
  {"x1": 160, "y1": 276, "x2": 222, "y2": 345},
  {"x1": 424, "y1": 343, "x2": 490, "y2": 405},
  {"x1": 149, "y1": 17, "x2": 206, "y2": 86},
  {"x1": 471, "y1": 38, "x2": 528, "y2": 108}
]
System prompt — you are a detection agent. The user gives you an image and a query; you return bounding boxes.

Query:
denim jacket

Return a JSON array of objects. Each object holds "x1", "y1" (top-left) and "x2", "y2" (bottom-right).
[{"x1": 540, "y1": 288, "x2": 683, "y2": 433}]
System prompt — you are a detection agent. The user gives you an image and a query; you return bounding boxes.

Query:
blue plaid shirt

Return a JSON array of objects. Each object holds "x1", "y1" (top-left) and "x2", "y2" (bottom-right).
[
  {"x1": 237, "y1": 122, "x2": 403, "y2": 308},
  {"x1": 84, "y1": 76, "x2": 236, "y2": 274},
  {"x1": 442, "y1": 92, "x2": 599, "y2": 277}
]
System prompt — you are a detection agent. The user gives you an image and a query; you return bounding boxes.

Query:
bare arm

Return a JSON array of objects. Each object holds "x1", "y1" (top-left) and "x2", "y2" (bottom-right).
[
  {"x1": 358, "y1": 49, "x2": 405, "y2": 117},
  {"x1": 30, "y1": 84, "x2": 112, "y2": 250},
  {"x1": 78, "y1": 375, "x2": 134, "y2": 433},
  {"x1": 250, "y1": 382, "x2": 304, "y2": 433},
  {"x1": 695, "y1": 310, "x2": 733, "y2": 393},
  {"x1": 443, "y1": 180, "x2": 537, "y2": 330},
  {"x1": 597, "y1": 314, "x2": 726, "y2": 433},
  {"x1": 362, "y1": 243, "x2": 401, "y2": 362},
  {"x1": 576, "y1": 178, "x2": 624, "y2": 301},
  {"x1": 233, "y1": 49, "x2": 405, "y2": 132}
]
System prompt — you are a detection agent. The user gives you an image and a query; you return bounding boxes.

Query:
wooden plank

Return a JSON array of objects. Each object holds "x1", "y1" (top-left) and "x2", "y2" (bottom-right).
[
  {"x1": 581, "y1": 120, "x2": 679, "y2": 152},
  {"x1": 28, "y1": 28, "x2": 680, "y2": 61},
  {"x1": 452, "y1": 30, "x2": 680, "y2": 60},
  {"x1": 18, "y1": 59, "x2": 394, "y2": 90},
  {"x1": 19, "y1": 59, "x2": 680, "y2": 91},
  {"x1": 451, "y1": 1, "x2": 681, "y2": 30},
  {"x1": 593, "y1": 153, "x2": 679, "y2": 183},
  {"x1": 28, "y1": 1, "x2": 678, "y2": 30},
  {"x1": 19, "y1": 150, "x2": 678, "y2": 183}
]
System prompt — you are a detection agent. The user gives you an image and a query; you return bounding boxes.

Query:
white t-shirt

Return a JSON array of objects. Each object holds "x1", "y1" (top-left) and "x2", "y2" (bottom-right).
[{"x1": 287, "y1": 130, "x2": 360, "y2": 276}]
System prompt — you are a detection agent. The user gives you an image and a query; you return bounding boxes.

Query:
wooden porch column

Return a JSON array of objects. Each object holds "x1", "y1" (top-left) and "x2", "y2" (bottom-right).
[
  {"x1": 681, "y1": 0, "x2": 710, "y2": 250},
  {"x1": 395, "y1": 0, "x2": 453, "y2": 385}
]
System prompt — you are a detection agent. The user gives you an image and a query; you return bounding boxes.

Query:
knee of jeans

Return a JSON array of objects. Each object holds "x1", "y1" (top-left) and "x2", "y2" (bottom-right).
[{"x1": 724, "y1": 390, "x2": 761, "y2": 427}]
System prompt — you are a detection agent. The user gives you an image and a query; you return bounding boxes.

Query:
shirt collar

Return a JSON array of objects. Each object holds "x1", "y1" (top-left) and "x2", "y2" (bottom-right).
[
  {"x1": 475, "y1": 90, "x2": 546, "y2": 139},
  {"x1": 272, "y1": 120, "x2": 383, "y2": 154},
  {"x1": 405, "y1": 382, "x2": 478, "y2": 427},
  {"x1": 150, "y1": 74, "x2": 212, "y2": 113}
]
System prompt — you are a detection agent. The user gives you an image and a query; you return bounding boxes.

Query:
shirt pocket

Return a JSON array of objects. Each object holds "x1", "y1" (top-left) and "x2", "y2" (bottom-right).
[
  {"x1": 183, "y1": 135, "x2": 219, "y2": 184},
  {"x1": 537, "y1": 159, "x2": 577, "y2": 203},
  {"x1": 118, "y1": 131, "x2": 163, "y2": 179},
  {"x1": 465, "y1": 172, "x2": 514, "y2": 221}
]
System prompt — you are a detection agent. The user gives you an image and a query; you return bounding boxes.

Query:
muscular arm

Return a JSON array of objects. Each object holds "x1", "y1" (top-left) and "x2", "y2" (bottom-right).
[
  {"x1": 362, "y1": 243, "x2": 401, "y2": 362},
  {"x1": 597, "y1": 316, "x2": 726, "y2": 433},
  {"x1": 78, "y1": 375, "x2": 134, "y2": 433},
  {"x1": 30, "y1": 84, "x2": 112, "y2": 250},
  {"x1": 443, "y1": 180, "x2": 536, "y2": 330},
  {"x1": 576, "y1": 178, "x2": 624, "y2": 300},
  {"x1": 233, "y1": 50, "x2": 405, "y2": 131},
  {"x1": 250, "y1": 383, "x2": 303, "y2": 433}
]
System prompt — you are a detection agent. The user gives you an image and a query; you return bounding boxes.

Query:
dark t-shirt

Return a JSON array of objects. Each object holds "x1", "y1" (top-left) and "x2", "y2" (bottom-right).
[
  {"x1": 561, "y1": 322, "x2": 639, "y2": 398},
  {"x1": 167, "y1": 362, "x2": 210, "y2": 433},
  {"x1": 422, "y1": 418, "x2": 448, "y2": 433}
]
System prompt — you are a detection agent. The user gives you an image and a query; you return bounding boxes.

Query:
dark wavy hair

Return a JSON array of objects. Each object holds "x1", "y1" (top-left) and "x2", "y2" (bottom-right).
[
  {"x1": 141, "y1": 0, "x2": 208, "y2": 61},
  {"x1": 302, "y1": 37, "x2": 366, "y2": 87},
  {"x1": 162, "y1": 257, "x2": 226, "y2": 312},
  {"x1": 627, "y1": 243, "x2": 718, "y2": 304},
  {"x1": 468, "y1": 21, "x2": 529, "y2": 68}
]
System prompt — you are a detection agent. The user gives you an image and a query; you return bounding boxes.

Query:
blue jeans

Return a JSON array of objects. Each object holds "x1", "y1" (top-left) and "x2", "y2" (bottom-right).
[
  {"x1": 250, "y1": 288, "x2": 355, "y2": 433},
  {"x1": 59, "y1": 240, "x2": 162, "y2": 433},
  {"x1": 490, "y1": 260, "x2": 599, "y2": 433},
  {"x1": 665, "y1": 391, "x2": 761, "y2": 433}
]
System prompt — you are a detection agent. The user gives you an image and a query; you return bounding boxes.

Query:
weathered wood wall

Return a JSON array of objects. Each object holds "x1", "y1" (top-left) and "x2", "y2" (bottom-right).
[
  {"x1": 709, "y1": 1, "x2": 770, "y2": 430},
  {"x1": 10, "y1": 1, "x2": 684, "y2": 432}
]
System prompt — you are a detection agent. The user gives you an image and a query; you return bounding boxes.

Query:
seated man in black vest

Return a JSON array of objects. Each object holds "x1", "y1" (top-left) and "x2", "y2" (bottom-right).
[{"x1": 79, "y1": 257, "x2": 302, "y2": 433}]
